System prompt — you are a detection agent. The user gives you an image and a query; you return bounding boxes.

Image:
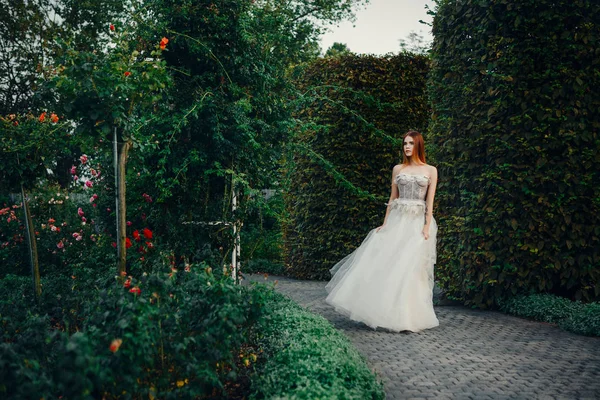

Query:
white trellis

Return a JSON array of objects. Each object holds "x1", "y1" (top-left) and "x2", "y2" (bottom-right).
[{"x1": 181, "y1": 184, "x2": 241, "y2": 283}]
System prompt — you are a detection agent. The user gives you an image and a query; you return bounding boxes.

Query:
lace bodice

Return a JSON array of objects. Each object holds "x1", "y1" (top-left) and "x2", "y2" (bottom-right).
[{"x1": 395, "y1": 173, "x2": 430, "y2": 201}]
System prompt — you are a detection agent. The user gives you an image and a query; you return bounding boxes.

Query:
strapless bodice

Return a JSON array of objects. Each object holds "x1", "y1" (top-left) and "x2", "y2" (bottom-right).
[{"x1": 395, "y1": 173, "x2": 430, "y2": 202}]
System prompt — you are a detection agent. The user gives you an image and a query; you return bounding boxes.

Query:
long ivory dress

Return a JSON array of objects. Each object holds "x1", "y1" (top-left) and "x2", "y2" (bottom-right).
[{"x1": 325, "y1": 173, "x2": 439, "y2": 332}]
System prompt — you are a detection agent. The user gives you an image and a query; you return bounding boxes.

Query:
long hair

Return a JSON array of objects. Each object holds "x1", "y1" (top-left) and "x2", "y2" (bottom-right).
[{"x1": 402, "y1": 130, "x2": 426, "y2": 165}]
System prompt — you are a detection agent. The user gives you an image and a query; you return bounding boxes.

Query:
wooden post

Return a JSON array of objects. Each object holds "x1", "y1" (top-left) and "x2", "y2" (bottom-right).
[
  {"x1": 117, "y1": 139, "x2": 131, "y2": 276},
  {"x1": 231, "y1": 185, "x2": 240, "y2": 283},
  {"x1": 21, "y1": 186, "x2": 41, "y2": 300}
]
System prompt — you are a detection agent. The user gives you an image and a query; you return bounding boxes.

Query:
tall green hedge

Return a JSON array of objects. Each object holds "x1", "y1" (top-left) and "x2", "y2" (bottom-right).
[
  {"x1": 284, "y1": 54, "x2": 430, "y2": 279},
  {"x1": 428, "y1": 0, "x2": 600, "y2": 307}
]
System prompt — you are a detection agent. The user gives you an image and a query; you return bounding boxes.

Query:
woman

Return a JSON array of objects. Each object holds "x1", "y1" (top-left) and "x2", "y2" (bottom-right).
[{"x1": 325, "y1": 130, "x2": 439, "y2": 332}]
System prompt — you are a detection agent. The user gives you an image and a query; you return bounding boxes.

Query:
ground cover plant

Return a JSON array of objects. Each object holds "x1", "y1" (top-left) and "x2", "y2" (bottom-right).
[
  {"x1": 500, "y1": 293, "x2": 600, "y2": 337},
  {"x1": 250, "y1": 287, "x2": 385, "y2": 400}
]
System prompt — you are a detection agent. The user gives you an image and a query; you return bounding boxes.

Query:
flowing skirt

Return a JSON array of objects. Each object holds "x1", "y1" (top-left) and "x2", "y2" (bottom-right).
[{"x1": 325, "y1": 199, "x2": 439, "y2": 332}]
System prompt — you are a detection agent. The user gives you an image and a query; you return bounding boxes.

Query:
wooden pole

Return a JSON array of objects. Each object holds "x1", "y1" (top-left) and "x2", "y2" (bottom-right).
[{"x1": 21, "y1": 185, "x2": 41, "y2": 300}]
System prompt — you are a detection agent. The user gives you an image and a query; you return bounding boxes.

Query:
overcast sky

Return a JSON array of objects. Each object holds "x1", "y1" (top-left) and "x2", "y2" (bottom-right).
[{"x1": 319, "y1": 0, "x2": 436, "y2": 55}]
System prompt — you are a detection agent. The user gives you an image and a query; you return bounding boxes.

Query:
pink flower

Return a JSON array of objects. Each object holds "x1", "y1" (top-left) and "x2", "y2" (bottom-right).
[
  {"x1": 70, "y1": 166, "x2": 77, "y2": 175},
  {"x1": 72, "y1": 232, "x2": 79, "y2": 238},
  {"x1": 142, "y1": 193, "x2": 153, "y2": 203},
  {"x1": 57, "y1": 241, "x2": 64, "y2": 249},
  {"x1": 73, "y1": 175, "x2": 79, "y2": 181},
  {"x1": 85, "y1": 180, "x2": 93, "y2": 188},
  {"x1": 89, "y1": 196, "x2": 95, "y2": 203},
  {"x1": 51, "y1": 226, "x2": 57, "y2": 232},
  {"x1": 111, "y1": 242, "x2": 117, "y2": 248},
  {"x1": 107, "y1": 208, "x2": 111, "y2": 212},
  {"x1": 92, "y1": 204, "x2": 97, "y2": 208},
  {"x1": 80, "y1": 154, "x2": 88, "y2": 164},
  {"x1": 82, "y1": 217, "x2": 87, "y2": 223},
  {"x1": 127, "y1": 221, "x2": 132, "y2": 227},
  {"x1": 76, "y1": 235, "x2": 83, "y2": 241},
  {"x1": 78, "y1": 208, "x2": 85, "y2": 217},
  {"x1": 91, "y1": 169, "x2": 97, "y2": 176}
]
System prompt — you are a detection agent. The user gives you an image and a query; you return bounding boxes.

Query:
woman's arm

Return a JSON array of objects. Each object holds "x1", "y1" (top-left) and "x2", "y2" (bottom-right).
[
  {"x1": 422, "y1": 166, "x2": 438, "y2": 240},
  {"x1": 377, "y1": 165, "x2": 401, "y2": 232}
]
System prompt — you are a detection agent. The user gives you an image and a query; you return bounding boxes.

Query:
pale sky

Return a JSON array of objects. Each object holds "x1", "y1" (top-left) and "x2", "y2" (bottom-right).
[{"x1": 319, "y1": 0, "x2": 436, "y2": 55}]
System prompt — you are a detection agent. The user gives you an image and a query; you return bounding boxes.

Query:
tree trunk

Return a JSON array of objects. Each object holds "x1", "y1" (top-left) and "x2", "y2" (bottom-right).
[
  {"x1": 117, "y1": 139, "x2": 132, "y2": 276},
  {"x1": 21, "y1": 185, "x2": 41, "y2": 299}
]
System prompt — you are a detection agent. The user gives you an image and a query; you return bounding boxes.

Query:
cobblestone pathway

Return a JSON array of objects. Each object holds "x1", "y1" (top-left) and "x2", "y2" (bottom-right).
[{"x1": 244, "y1": 274, "x2": 600, "y2": 400}]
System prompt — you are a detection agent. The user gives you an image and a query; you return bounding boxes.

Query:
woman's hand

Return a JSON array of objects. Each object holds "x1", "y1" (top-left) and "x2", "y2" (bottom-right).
[
  {"x1": 422, "y1": 225, "x2": 430, "y2": 240},
  {"x1": 376, "y1": 224, "x2": 386, "y2": 232}
]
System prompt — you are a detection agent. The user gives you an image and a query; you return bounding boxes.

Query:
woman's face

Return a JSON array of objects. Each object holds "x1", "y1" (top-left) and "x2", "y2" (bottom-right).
[{"x1": 403, "y1": 136, "x2": 415, "y2": 158}]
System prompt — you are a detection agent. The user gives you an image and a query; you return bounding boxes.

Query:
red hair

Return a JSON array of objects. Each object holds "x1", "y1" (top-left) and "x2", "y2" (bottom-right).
[{"x1": 402, "y1": 131, "x2": 426, "y2": 165}]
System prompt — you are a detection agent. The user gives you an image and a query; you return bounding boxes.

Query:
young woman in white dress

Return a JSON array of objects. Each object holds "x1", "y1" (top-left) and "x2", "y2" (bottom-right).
[{"x1": 325, "y1": 130, "x2": 439, "y2": 332}]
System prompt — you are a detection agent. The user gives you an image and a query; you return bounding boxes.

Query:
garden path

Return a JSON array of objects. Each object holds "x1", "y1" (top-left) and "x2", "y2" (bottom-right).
[{"x1": 244, "y1": 274, "x2": 600, "y2": 400}]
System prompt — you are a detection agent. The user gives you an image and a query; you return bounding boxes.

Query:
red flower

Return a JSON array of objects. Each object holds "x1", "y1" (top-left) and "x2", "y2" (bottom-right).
[
  {"x1": 39, "y1": 112, "x2": 47, "y2": 122},
  {"x1": 123, "y1": 279, "x2": 131, "y2": 288},
  {"x1": 12, "y1": 120, "x2": 18, "y2": 126},
  {"x1": 146, "y1": 241, "x2": 154, "y2": 249},
  {"x1": 159, "y1": 37, "x2": 169, "y2": 50},
  {"x1": 143, "y1": 228, "x2": 152, "y2": 240},
  {"x1": 48, "y1": 218, "x2": 55, "y2": 224},
  {"x1": 109, "y1": 24, "x2": 115, "y2": 31},
  {"x1": 124, "y1": 71, "x2": 131, "y2": 77},
  {"x1": 50, "y1": 113, "x2": 59, "y2": 123},
  {"x1": 109, "y1": 338, "x2": 122, "y2": 353},
  {"x1": 111, "y1": 242, "x2": 117, "y2": 248},
  {"x1": 125, "y1": 238, "x2": 132, "y2": 249},
  {"x1": 133, "y1": 230, "x2": 141, "y2": 241},
  {"x1": 129, "y1": 287, "x2": 141, "y2": 295}
]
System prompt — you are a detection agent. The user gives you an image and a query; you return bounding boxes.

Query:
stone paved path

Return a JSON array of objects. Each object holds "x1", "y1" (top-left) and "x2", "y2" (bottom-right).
[{"x1": 244, "y1": 274, "x2": 600, "y2": 400}]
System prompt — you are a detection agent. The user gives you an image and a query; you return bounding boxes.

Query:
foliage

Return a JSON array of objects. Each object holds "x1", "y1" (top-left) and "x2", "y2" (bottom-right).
[
  {"x1": 325, "y1": 42, "x2": 352, "y2": 57},
  {"x1": 284, "y1": 53, "x2": 431, "y2": 279},
  {"x1": 250, "y1": 287, "x2": 385, "y2": 400},
  {"x1": 0, "y1": 0, "x2": 126, "y2": 115},
  {"x1": 0, "y1": 267, "x2": 267, "y2": 399},
  {"x1": 499, "y1": 294, "x2": 600, "y2": 337},
  {"x1": 0, "y1": 113, "x2": 68, "y2": 191},
  {"x1": 428, "y1": 0, "x2": 600, "y2": 307}
]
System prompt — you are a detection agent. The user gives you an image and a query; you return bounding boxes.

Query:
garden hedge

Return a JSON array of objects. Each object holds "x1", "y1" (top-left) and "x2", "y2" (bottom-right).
[
  {"x1": 250, "y1": 287, "x2": 384, "y2": 399},
  {"x1": 428, "y1": 0, "x2": 600, "y2": 307},
  {"x1": 284, "y1": 53, "x2": 430, "y2": 279}
]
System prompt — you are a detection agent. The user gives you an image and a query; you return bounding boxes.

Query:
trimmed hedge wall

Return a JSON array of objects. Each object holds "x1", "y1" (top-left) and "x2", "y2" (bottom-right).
[
  {"x1": 284, "y1": 54, "x2": 430, "y2": 279},
  {"x1": 428, "y1": 0, "x2": 600, "y2": 307}
]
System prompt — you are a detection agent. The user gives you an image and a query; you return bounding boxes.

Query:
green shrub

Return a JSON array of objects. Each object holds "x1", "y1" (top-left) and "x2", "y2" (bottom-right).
[
  {"x1": 428, "y1": 0, "x2": 600, "y2": 307},
  {"x1": 500, "y1": 293, "x2": 600, "y2": 337},
  {"x1": 0, "y1": 267, "x2": 266, "y2": 399},
  {"x1": 250, "y1": 287, "x2": 384, "y2": 400},
  {"x1": 559, "y1": 303, "x2": 600, "y2": 337},
  {"x1": 499, "y1": 293, "x2": 584, "y2": 324},
  {"x1": 285, "y1": 53, "x2": 430, "y2": 279}
]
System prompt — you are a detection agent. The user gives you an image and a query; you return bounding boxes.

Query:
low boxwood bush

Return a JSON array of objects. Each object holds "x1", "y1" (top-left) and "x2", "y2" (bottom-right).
[
  {"x1": 250, "y1": 287, "x2": 384, "y2": 400},
  {"x1": 500, "y1": 294, "x2": 600, "y2": 337}
]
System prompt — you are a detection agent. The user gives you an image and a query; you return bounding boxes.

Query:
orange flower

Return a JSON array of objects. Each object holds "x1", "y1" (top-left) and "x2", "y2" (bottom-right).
[
  {"x1": 109, "y1": 338, "x2": 123, "y2": 353},
  {"x1": 50, "y1": 113, "x2": 59, "y2": 123},
  {"x1": 124, "y1": 71, "x2": 131, "y2": 77},
  {"x1": 159, "y1": 37, "x2": 169, "y2": 50},
  {"x1": 39, "y1": 112, "x2": 47, "y2": 122},
  {"x1": 129, "y1": 286, "x2": 141, "y2": 295}
]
